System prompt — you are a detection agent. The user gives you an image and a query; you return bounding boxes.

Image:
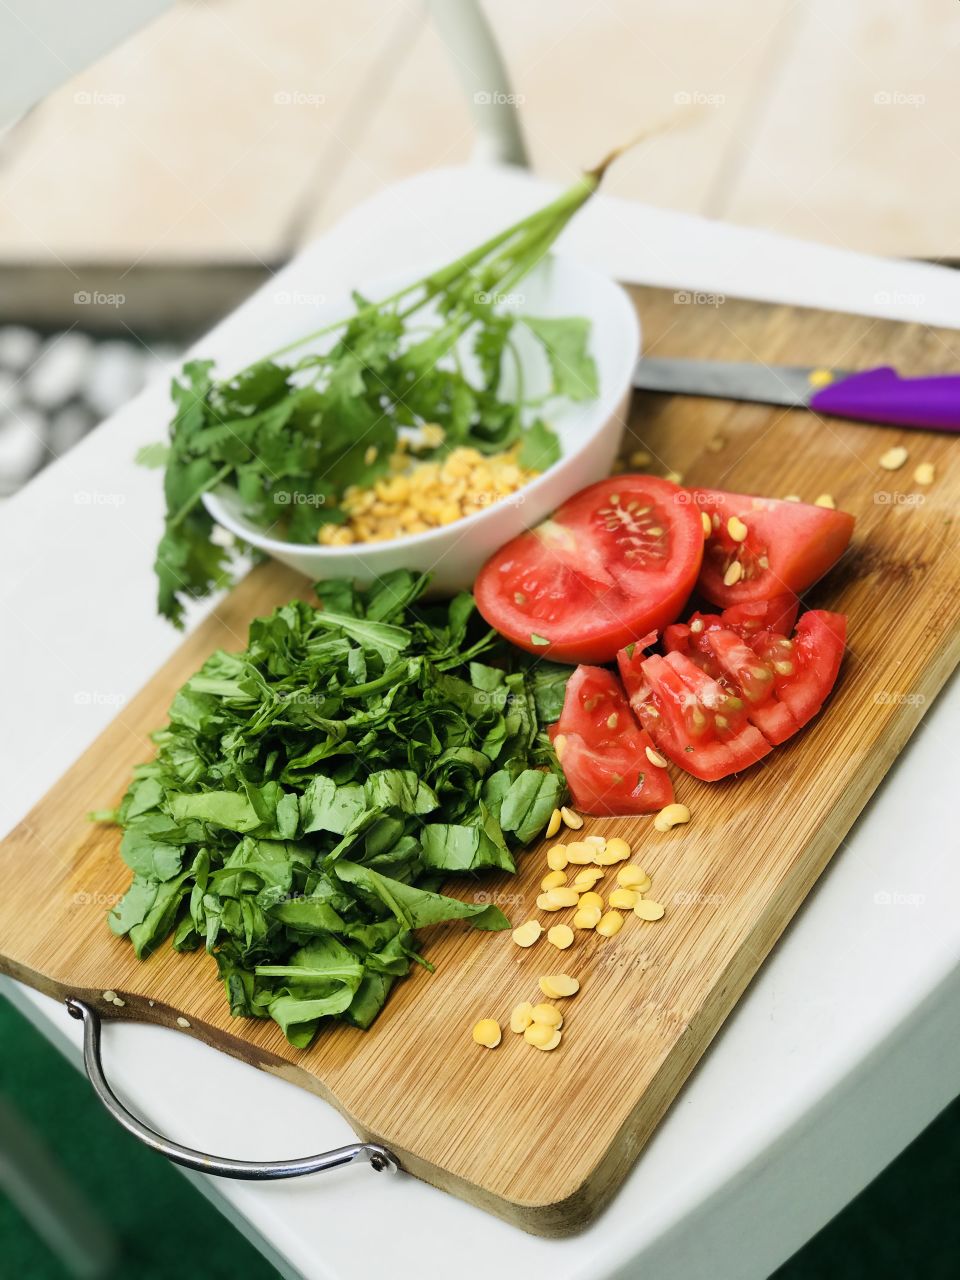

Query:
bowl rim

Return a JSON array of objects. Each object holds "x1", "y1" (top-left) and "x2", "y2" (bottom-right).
[{"x1": 202, "y1": 253, "x2": 640, "y2": 558}]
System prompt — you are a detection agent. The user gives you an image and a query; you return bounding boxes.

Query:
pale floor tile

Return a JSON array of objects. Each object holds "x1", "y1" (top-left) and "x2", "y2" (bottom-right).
[
  {"x1": 295, "y1": 16, "x2": 474, "y2": 240},
  {"x1": 0, "y1": 0, "x2": 413, "y2": 264},
  {"x1": 719, "y1": 0, "x2": 960, "y2": 257},
  {"x1": 299, "y1": 0, "x2": 794, "y2": 241},
  {"x1": 0, "y1": 0, "x2": 956, "y2": 265}
]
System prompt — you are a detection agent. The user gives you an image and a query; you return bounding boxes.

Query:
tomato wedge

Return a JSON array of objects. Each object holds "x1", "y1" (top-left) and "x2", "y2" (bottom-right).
[
  {"x1": 475, "y1": 475, "x2": 704, "y2": 663},
  {"x1": 740, "y1": 611, "x2": 846, "y2": 744},
  {"x1": 663, "y1": 593, "x2": 799, "y2": 659},
  {"x1": 665, "y1": 609, "x2": 847, "y2": 747},
  {"x1": 693, "y1": 488, "x2": 854, "y2": 607},
  {"x1": 549, "y1": 665, "x2": 673, "y2": 814},
  {"x1": 617, "y1": 643, "x2": 770, "y2": 781}
]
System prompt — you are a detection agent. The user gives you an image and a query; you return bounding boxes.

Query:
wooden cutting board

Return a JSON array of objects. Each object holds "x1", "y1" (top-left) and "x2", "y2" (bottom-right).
[{"x1": 2, "y1": 288, "x2": 958, "y2": 1236}]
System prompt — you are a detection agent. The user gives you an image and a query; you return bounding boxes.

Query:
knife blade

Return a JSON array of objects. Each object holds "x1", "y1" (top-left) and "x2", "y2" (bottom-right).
[{"x1": 631, "y1": 358, "x2": 960, "y2": 433}]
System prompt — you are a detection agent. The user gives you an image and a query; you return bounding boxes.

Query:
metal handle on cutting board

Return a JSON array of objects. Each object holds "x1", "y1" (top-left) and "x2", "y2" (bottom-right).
[{"x1": 65, "y1": 999, "x2": 400, "y2": 1181}]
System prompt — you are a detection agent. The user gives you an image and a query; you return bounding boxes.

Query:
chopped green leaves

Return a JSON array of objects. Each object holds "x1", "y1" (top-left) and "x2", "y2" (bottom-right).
[
  {"x1": 103, "y1": 576, "x2": 569, "y2": 1045},
  {"x1": 497, "y1": 769, "x2": 565, "y2": 844}
]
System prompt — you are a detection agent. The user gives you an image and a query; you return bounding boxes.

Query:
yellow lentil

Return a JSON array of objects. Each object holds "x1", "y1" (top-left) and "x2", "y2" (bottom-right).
[{"x1": 318, "y1": 444, "x2": 539, "y2": 546}]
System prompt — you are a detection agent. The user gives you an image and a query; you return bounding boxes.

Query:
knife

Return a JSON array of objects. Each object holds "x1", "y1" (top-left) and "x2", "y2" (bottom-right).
[{"x1": 632, "y1": 358, "x2": 960, "y2": 433}]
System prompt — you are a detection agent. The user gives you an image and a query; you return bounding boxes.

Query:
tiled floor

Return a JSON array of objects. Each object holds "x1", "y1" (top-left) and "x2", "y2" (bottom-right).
[{"x1": 0, "y1": 0, "x2": 958, "y2": 269}]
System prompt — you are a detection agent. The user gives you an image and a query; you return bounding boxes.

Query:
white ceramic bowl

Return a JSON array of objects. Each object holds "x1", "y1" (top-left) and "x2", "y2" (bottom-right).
[{"x1": 203, "y1": 255, "x2": 640, "y2": 596}]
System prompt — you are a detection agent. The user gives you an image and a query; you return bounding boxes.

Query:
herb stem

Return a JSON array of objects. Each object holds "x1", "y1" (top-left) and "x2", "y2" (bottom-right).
[
  {"x1": 264, "y1": 175, "x2": 598, "y2": 363},
  {"x1": 167, "y1": 462, "x2": 233, "y2": 530}
]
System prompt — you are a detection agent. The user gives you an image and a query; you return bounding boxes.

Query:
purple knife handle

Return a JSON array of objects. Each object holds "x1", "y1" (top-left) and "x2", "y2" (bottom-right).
[{"x1": 809, "y1": 366, "x2": 960, "y2": 433}]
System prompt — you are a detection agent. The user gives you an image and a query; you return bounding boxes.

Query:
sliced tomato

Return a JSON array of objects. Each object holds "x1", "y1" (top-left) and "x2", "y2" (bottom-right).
[
  {"x1": 617, "y1": 646, "x2": 770, "y2": 781},
  {"x1": 703, "y1": 629, "x2": 780, "y2": 704},
  {"x1": 549, "y1": 665, "x2": 673, "y2": 814},
  {"x1": 744, "y1": 610, "x2": 846, "y2": 740},
  {"x1": 693, "y1": 610, "x2": 847, "y2": 746},
  {"x1": 718, "y1": 594, "x2": 800, "y2": 636},
  {"x1": 475, "y1": 475, "x2": 704, "y2": 663},
  {"x1": 663, "y1": 593, "x2": 799, "y2": 661},
  {"x1": 692, "y1": 488, "x2": 854, "y2": 607}
]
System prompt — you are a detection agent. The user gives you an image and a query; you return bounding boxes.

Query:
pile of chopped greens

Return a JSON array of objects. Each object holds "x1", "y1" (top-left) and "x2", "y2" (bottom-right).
[
  {"x1": 99, "y1": 572, "x2": 571, "y2": 1046},
  {"x1": 148, "y1": 173, "x2": 608, "y2": 626}
]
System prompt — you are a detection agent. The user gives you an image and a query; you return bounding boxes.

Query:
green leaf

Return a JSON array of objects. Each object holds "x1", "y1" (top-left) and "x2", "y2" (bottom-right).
[
  {"x1": 311, "y1": 610, "x2": 412, "y2": 657},
  {"x1": 497, "y1": 769, "x2": 564, "y2": 843},
  {"x1": 419, "y1": 818, "x2": 515, "y2": 874},
  {"x1": 168, "y1": 791, "x2": 262, "y2": 833},
  {"x1": 333, "y1": 861, "x2": 509, "y2": 932},
  {"x1": 342, "y1": 973, "x2": 396, "y2": 1029},
  {"x1": 522, "y1": 315, "x2": 599, "y2": 402},
  {"x1": 108, "y1": 877, "x2": 158, "y2": 937},
  {"x1": 518, "y1": 419, "x2": 562, "y2": 472},
  {"x1": 119, "y1": 816, "x2": 184, "y2": 880},
  {"x1": 528, "y1": 661, "x2": 573, "y2": 724},
  {"x1": 300, "y1": 777, "x2": 367, "y2": 835},
  {"x1": 364, "y1": 770, "x2": 439, "y2": 816},
  {"x1": 257, "y1": 937, "x2": 365, "y2": 1045},
  {"x1": 268, "y1": 897, "x2": 346, "y2": 934},
  {"x1": 135, "y1": 442, "x2": 170, "y2": 469}
]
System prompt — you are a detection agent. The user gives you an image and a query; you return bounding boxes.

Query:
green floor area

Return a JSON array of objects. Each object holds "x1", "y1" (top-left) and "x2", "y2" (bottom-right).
[{"x1": 1, "y1": 994, "x2": 957, "y2": 1279}]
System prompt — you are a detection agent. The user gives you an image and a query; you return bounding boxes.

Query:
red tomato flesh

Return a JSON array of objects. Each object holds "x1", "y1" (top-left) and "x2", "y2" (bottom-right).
[
  {"x1": 663, "y1": 593, "x2": 799, "y2": 659},
  {"x1": 664, "y1": 609, "x2": 847, "y2": 747},
  {"x1": 743, "y1": 611, "x2": 846, "y2": 742},
  {"x1": 475, "y1": 475, "x2": 704, "y2": 663},
  {"x1": 550, "y1": 665, "x2": 673, "y2": 814},
  {"x1": 618, "y1": 644, "x2": 771, "y2": 781},
  {"x1": 693, "y1": 488, "x2": 854, "y2": 607}
]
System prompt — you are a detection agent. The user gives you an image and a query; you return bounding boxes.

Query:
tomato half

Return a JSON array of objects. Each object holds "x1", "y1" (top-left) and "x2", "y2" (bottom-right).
[
  {"x1": 617, "y1": 644, "x2": 770, "y2": 781},
  {"x1": 692, "y1": 488, "x2": 854, "y2": 607},
  {"x1": 549, "y1": 665, "x2": 673, "y2": 814},
  {"x1": 474, "y1": 476, "x2": 704, "y2": 663}
]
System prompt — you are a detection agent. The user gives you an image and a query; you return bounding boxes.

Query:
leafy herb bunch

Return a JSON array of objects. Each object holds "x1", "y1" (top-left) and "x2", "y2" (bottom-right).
[
  {"x1": 102, "y1": 572, "x2": 571, "y2": 1045},
  {"x1": 150, "y1": 174, "x2": 607, "y2": 625}
]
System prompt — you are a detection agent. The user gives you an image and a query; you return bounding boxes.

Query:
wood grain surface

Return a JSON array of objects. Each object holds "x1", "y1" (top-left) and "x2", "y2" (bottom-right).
[{"x1": 1, "y1": 288, "x2": 958, "y2": 1235}]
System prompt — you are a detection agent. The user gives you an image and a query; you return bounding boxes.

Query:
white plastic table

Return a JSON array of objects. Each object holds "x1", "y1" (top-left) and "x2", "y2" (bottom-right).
[{"x1": 2, "y1": 166, "x2": 959, "y2": 1280}]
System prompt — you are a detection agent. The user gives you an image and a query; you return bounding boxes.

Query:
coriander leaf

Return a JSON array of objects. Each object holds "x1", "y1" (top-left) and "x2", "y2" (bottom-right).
[
  {"x1": 135, "y1": 442, "x2": 170, "y2": 469},
  {"x1": 522, "y1": 315, "x2": 599, "y2": 402},
  {"x1": 148, "y1": 179, "x2": 604, "y2": 622},
  {"x1": 518, "y1": 419, "x2": 562, "y2": 472}
]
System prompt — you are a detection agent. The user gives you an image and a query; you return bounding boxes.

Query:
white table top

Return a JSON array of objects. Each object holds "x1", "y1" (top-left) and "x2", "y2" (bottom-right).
[{"x1": 2, "y1": 165, "x2": 959, "y2": 1280}]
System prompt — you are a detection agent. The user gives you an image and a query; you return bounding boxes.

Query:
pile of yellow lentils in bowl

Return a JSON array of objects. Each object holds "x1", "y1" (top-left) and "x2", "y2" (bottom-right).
[{"x1": 317, "y1": 426, "x2": 541, "y2": 547}]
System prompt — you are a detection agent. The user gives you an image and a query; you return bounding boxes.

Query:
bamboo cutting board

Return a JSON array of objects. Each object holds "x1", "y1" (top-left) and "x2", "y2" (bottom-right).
[{"x1": 2, "y1": 289, "x2": 959, "y2": 1235}]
